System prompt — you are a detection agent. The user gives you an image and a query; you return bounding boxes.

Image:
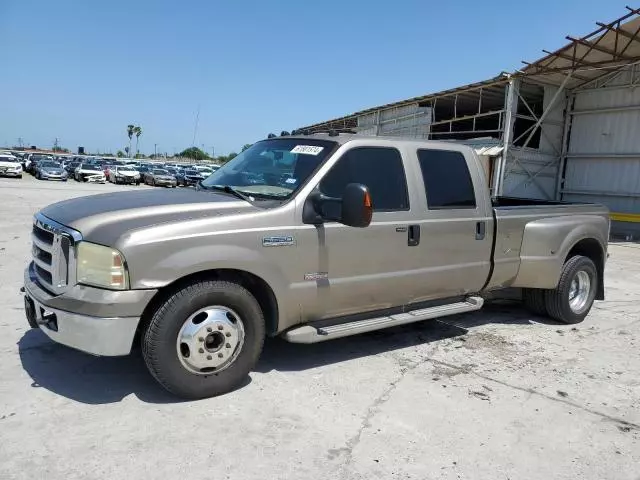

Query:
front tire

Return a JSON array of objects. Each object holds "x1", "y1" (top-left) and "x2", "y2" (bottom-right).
[
  {"x1": 545, "y1": 255, "x2": 597, "y2": 324},
  {"x1": 142, "y1": 280, "x2": 265, "y2": 399}
]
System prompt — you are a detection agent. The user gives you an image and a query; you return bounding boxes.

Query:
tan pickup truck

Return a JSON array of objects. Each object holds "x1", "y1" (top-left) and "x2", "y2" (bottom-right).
[{"x1": 23, "y1": 133, "x2": 610, "y2": 398}]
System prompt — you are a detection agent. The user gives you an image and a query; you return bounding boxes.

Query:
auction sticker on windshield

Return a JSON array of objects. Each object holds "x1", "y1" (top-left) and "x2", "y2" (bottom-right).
[{"x1": 291, "y1": 145, "x2": 324, "y2": 155}]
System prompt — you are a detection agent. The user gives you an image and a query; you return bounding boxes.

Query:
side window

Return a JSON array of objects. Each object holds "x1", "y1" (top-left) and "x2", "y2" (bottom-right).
[
  {"x1": 319, "y1": 147, "x2": 409, "y2": 214},
  {"x1": 417, "y1": 149, "x2": 476, "y2": 209}
]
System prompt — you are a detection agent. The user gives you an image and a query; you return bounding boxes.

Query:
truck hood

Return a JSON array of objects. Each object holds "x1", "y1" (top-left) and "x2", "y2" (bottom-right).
[{"x1": 40, "y1": 189, "x2": 253, "y2": 244}]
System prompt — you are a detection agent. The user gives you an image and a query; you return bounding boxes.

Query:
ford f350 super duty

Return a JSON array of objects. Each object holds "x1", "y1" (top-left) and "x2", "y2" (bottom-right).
[{"x1": 23, "y1": 133, "x2": 609, "y2": 398}]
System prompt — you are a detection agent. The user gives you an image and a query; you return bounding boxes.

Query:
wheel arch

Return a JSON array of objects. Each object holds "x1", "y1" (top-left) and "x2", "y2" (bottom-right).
[
  {"x1": 137, "y1": 268, "x2": 280, "y2": 339},
  {"x1": 565, "y1": 238, "x2": 605, "y2": 300}
]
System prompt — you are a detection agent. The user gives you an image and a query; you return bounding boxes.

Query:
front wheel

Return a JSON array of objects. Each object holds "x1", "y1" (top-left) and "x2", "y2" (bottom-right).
[
  {"x1": 142, "y1": 280, "x2": 265, "y2": 399},
  {"x1": 545, "y1": 255, "x2": 597, "y2": 324}
]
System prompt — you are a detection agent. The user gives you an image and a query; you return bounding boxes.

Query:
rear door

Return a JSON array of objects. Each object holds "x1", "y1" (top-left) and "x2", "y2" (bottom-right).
[{"x1": 410, "y1": 147, "x2": 494, "y2": 300}]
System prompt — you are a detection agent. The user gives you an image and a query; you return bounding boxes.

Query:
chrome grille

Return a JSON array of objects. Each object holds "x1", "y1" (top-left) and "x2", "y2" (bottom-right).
[{"x1": 31, "y1": 213, "x2": 82, "y2": 295}]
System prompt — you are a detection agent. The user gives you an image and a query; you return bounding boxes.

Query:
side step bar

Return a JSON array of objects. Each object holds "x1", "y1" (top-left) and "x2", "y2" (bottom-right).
[{"x1": 283, "y1": 296, "x2": 484, "y2": 344}]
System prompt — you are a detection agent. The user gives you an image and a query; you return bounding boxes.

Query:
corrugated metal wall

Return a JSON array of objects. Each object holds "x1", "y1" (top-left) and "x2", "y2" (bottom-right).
[
  {"x1": 502, "y1": 148, "x2": 558, "y2": 199},
  {"x1": 562, "y1": 67, "x2": 640, "y2": 235},
  {"x1": 356, "y1": 104, "x2": 432, "y2": 137}
]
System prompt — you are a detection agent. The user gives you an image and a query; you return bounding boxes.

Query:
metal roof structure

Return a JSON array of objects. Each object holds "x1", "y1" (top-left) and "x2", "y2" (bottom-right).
[
  {"x1": 520, "y1": 6, "x2": 640, "y2": 88},
  {"x1": 299, "y1": 75, "x2": 510, "y2": 133},
  {"x1": 299, "y1": 7, "x2": 640, "y2": 133}
]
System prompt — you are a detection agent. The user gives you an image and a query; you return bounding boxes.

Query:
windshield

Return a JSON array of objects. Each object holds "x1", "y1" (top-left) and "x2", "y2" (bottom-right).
[
  {"x1": 153, "y1": 169, "x2": 168, "y2": 175},
  {"x1": 119, "y1": 165, "x2": 134, "y2": 172},
  {"x1": 0, "y1": 156, "x2": 19, "y2": 162},
  {"x1": 201, "y1": 139, "x2": 336, "y2": 199},
  {"x1": 40, "y1": 161, "x2": 59, "y2": 168},
  {"x1": 185, "y1": 169, "x2": 199, "y2": 175},
  {"x1": 82, "y1": 164, "x2": 101, "y2": 171}
]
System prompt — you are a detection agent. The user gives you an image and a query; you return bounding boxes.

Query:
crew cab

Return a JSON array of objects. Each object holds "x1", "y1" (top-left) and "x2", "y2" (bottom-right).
[{"x1": 22, "y1": 134, "x2": 609, "y2": 399}]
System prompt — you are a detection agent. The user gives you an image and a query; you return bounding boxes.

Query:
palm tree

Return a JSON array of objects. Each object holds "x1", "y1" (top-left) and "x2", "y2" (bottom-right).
[
  {"x1": 127, "y1": 125, "x2": 135, "y2": 158},
  {"x1": 133, "y1": 126, "x2": 142, "y2": 157}
]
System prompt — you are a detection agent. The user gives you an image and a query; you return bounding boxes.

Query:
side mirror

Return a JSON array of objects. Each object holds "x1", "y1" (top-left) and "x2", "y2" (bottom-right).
[
  {"x1": 303, "y1": 183, "x2": 372, "y2": 228},
  {"x1": 340, "y1": 183, "x2": 373, "y2": 228}
]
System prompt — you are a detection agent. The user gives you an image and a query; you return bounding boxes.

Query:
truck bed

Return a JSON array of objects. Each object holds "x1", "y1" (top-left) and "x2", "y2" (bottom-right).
[{"x1": 485, "y1": 196, "x2": 610, "y2": 293}]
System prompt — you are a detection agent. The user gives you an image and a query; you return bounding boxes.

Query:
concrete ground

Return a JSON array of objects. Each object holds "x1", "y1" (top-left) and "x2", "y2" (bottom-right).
[{"x1": 0, "y1": 175, "x2": 638, "y2": 480}]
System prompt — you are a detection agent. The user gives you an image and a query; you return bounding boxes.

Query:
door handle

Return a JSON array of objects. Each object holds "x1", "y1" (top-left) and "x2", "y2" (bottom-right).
[
  {"x1": 475, "y1": 221, "x2": 486, "y2": 240},
  {"x1": 408, "y1": 225, "x2": 420, "y2": 246}
]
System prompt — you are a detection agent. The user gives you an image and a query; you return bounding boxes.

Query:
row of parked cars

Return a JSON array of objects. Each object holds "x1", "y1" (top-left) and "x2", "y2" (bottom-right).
[{"x1": 0, "y1": 151, "x2": 221, "y2": 188}]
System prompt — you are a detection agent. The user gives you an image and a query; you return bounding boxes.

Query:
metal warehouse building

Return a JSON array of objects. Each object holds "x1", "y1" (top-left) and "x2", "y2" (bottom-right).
[{"x1": 298, "y1": 8, "x2": 640, "y2": 238}]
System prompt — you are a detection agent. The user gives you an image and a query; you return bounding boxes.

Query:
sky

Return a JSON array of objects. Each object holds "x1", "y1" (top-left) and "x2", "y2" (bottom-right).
[{"x1": 0, "y1": 0, "x2": 633, "y2": 155}]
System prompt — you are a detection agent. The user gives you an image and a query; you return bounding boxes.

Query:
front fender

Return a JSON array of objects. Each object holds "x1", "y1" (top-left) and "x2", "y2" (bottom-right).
[
  {"x1": 125, "y1": 240, "x2": 294, "y2": 328},
  {"x1": 511, "y1": 215, "x2": 608, "y2": 289}
]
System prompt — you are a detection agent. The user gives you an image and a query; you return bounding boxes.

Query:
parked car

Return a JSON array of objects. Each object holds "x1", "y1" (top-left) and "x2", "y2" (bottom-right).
[
  {"x1": 74, "y1": 163, "x2": 106, "y2": 183},
  {"x1": 64, "y1": 161, "x2": 81, "y2": 176},
  {"x1": 134, "y1": 165, "x2": 152, "y2": 183},
  {"x1": 193, "y1": 165, "x2": 214, "y2": 177},
  {"x1": 164, "y1": 166, "x2": 182, "y2": 179},
  {"x1": 109, "y1": 165, "x2": 141, "y2": 185},
  {"x1": 0, "y1": 153, "x2": 23, "y2": 178},
  {"x1": 26, "y1": 155, "x2": 53, "y2": 174},
  {"x1": 178, "y1": 168, "x2": 205, "y2": 186},
  {"x1": 22, "y1": 135, "x2": 610, "y2": 399},
  {"x1": 145, "y1": 168, "x2": 177, "y2": 187},
  {"x1": 103, "y1": 164, "x2": 115, "y2": 178},
  {"x1": 35, "y1": 160, "x2": 68, "y2": 181}
]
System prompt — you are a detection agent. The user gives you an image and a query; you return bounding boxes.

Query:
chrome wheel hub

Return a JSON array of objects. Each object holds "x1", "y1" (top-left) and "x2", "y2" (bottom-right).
[
  {"x1": 568, "y1": 270, "x2": 591, "y2": 314},
  {"x1": 176, "y1": 306, "x2": 245, "y2": 375}
]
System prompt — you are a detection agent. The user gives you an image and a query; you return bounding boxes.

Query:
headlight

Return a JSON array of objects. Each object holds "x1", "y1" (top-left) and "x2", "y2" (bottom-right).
[{"x1": 76, "y1": 242, "x2": 129, "y2": 290}]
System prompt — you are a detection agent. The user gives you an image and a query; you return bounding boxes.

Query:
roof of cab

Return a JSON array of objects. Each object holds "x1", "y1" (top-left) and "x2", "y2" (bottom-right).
[{"x1": 269, "y1": 132, "x2": 476, "y2": 152}]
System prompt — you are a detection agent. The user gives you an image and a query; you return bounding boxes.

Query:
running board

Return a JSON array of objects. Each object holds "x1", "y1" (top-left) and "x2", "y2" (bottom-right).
[{"x1": 283, "y1": 296, "x2": 484, "y2": 344}]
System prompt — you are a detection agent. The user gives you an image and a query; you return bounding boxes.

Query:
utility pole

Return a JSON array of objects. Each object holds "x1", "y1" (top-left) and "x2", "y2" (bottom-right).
[
  {"x1": 53, "y1": 137, "x2": 59, "y2": 152},
  {"x1": 154, "y1": 143, "x2": 157, "y2": 158},
  {"x1": 18, "y1": 137, "x2": 23, "y2": 148},
  {"x1": 211, "y1": 146, "x2": 215, "y2": 158}
]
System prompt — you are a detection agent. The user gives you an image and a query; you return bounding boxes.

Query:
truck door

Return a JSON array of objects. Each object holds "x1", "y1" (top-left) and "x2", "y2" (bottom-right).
[
  {"x1": 410, "y1": 147, "x2": 494, "y2": 300},
  {"x1": 294, "y1": 146, "x2": 419, "y2": 320}
]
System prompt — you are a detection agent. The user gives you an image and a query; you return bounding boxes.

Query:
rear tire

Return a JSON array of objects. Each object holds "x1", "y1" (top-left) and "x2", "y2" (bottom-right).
[
  {"x1": 545, "y1": 255, "x2": 597, "y2": 324},
  {"x1": 142, "y1": 280, "x2": 265, "y2": 399},
  {"x1": 523, "y1": 288, "x2": 548, "y2": 316}
]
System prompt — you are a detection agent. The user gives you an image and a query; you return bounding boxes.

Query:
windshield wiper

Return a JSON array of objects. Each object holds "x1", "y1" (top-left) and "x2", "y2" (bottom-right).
[{"x1": 205, "y1": 185, "x2": 254, "y2": 203}]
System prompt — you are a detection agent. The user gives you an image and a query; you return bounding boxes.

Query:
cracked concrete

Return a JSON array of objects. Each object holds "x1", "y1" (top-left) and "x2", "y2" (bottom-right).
[{"x1": 1, "y1": 177, "x2": 639, "y2": 480}]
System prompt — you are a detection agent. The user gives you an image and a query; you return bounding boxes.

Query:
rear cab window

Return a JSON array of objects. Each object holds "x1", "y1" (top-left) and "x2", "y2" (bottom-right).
[{"x1": 417, "y1": 149, "x2": 476, "y2": 209}]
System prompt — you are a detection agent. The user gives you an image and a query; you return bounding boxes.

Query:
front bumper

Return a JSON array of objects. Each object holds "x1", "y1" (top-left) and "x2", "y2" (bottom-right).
[
  {"x1": 116, "y1": 175, "x2": 138, "y2": 184},
  {"x1": 155, "y1": 178, "x2": 177, "y2": 186},
  {"x1": 41, "y1": 174, "x2": 67, "y2": 181},
  {"x1": 23, "y1": 263, "x2": 157, "y2": 356},
  {"x1": 79, "y1": 173, "x2": 105, "y2": 183},
  {"x1": 0, "y1": 169, "x2": 22, "y2": 177}
]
